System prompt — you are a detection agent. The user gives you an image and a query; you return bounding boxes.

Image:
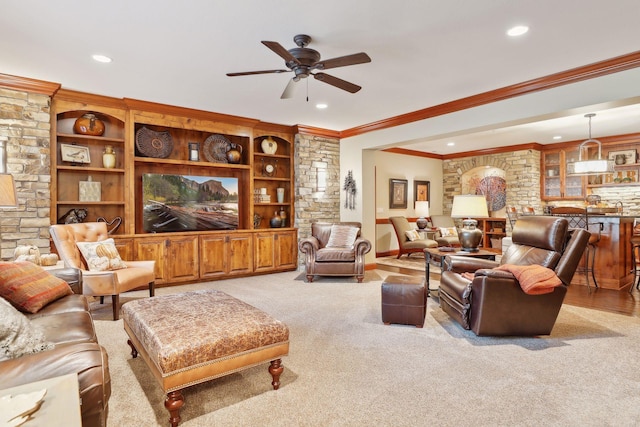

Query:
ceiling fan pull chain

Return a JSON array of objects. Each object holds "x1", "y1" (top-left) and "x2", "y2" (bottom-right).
[{"x1": 306, "y1": 78, "x2": 309, "y2": 102}]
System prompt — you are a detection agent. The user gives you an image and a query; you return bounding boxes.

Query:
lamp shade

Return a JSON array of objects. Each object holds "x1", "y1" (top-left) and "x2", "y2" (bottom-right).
[
  {"x1": 415, "y1": 201, "x2": 430, "y2": 218},
  {"x1": 450, "y1": 195, "x2": 488, "y2": 219},
  {"x1": 0, "y1": 174, "x2": 17, "y2": 207}
]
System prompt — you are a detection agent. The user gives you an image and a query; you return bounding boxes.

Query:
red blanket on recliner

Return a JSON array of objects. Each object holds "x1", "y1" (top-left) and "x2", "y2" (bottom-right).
[{"x1": 494, "y1": 264, "x2": 562, "y2": 295}]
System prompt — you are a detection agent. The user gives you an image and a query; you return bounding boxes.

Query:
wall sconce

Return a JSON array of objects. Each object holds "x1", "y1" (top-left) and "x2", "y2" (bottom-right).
[
  {"x1": 0, "y1": 137, "x2": 17, "y2": 208},
  {"x1": 315, "y1": 162, "x2": 327, "y2": 192}
]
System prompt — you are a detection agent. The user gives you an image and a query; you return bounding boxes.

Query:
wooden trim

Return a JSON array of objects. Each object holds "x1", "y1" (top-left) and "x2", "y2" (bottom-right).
[
  {"x1": 382, "y1": 147, "x2": 443, "y2": 159},
  {"x1": 441, "y1": 142, "x2": 544, "y2": 159},
  {"x1": 340, "y1": 50, "x2": 640, "y2": 139},
  {"x1": 123, "y1": 98, "x2": 261, "y2": 128},
  {"x1": 54, "y1": 88, "x2": 128, "y2": 109},
  {"x1": 295, "y1": 125, "x2": 341, "y2": 139},
  {"x1": 0, "y1": 73, "x2": 61, "y2": 96}
]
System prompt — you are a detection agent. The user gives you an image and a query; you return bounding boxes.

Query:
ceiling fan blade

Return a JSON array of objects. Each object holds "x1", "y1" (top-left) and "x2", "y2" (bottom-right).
[
  {"x1": 226, "y1": 69, "x2": 289, "y2": 77},
  {"x1": 262, "y1": 41, "x2": 300, "y2": 65},
  {"x1": 281, "y1": 78, "x2": 298, "y2": 99},
  {"x1": 313, "y1": 73, "x2": 362, "y2": 93},
  {"x1": 315, "y1": 52, "x2": 371, "y2": 70}
]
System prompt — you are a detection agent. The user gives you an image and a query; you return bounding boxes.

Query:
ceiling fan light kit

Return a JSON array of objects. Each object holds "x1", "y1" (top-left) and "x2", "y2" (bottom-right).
[{"x1": 227, "y1": 34, "x2": 371, "y2": 99}]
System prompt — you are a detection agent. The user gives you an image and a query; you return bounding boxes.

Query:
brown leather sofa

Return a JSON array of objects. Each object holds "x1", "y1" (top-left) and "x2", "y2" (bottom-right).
[
  {"x1": 439, "y1": 216, "x2": 590, "y2": 336},
  {"x1": 0, "y1": 268, "x2": 111, "y2": 426},
  {"x1": 298, "y1": 222, "x2": 371, "y2": 282}
]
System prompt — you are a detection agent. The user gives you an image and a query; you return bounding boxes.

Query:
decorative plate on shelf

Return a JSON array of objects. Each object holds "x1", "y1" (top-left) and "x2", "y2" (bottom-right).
[
  {"x1": 135, "y1": 127, "x2": 174, "y2": 158},
  {"x1": 203, "y1": 134, "x2": 231, "y2": 163}
]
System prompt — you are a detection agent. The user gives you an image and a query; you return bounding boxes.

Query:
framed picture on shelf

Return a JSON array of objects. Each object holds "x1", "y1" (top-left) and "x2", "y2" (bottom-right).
[
  {"x1": 413, "y1": 180, "x2": 430, "y2": 208},
  {"x1": 60, "y1": 143, "x2": 91, "y2": 164},
  {"x1": 607, "y1": 149, "x2": 637, "y2": 165},
  {"x1": 389, "y1": 178, "x2": 408, "y2": 209}
]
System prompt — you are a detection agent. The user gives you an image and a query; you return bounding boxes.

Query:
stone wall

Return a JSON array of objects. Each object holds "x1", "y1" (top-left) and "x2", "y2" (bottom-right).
[
  {"x1": 443, "y1": 149, "x2": 542, "y2": 231},
  {"x1": 0, "y1": 88, "x2": 52, "y2": 260},
  {"x1": 294, "y1": 133, "x2": 341, "y2": 265}
]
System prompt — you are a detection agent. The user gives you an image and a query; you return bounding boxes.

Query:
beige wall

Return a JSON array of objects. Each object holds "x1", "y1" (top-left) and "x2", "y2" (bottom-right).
[{"x1": 374, "y1": 151, "x2": 443, "y2": 255}]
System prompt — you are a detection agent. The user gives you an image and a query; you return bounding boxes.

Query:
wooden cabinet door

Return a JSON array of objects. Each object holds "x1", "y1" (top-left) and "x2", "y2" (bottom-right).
[
  {"x1": 113, "y1": 238, "x2": 134, "y2": 261},
  {"x1": 166, "y1": 236, "x2": 199, "y2": 282},
  {"x1": 228, "y1": 233, "x2": 253, "y2": 275},
  {"x1": 254, "y1": 233, "x2": 276, "y2": 272},
  {"x1": 135, "y1": 237, "x2": 167, "y2": 284},
  {"x1": 199, "y1": 234, "x2": 227, "y2": 278},
  {"x1": 274, "y1": 230, "x2": 297, "y2": 269},
  {"x1": 541, "y1": 148, "x2": 585, "y2": 200}
]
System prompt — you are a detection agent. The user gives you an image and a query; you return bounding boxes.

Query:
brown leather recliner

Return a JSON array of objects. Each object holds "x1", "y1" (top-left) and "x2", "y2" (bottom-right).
[
  {"x1": 298, "y1": 222, "x2": 372, "y2": 282},
  {"x1": 439, "y1": 216, "x2": 590, "y2": 336}
]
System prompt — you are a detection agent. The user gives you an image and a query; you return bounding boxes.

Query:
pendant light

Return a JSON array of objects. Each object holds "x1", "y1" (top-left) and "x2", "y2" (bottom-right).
[{"x1": 566, "y1": 113, "x2": 614, "y2": 175}]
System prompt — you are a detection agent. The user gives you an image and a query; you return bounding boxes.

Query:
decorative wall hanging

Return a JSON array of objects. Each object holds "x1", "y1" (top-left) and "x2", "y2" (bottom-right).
[
  {"x1": 413, "y1": 180, "x2": 430, "y2": 208},
  {"x1": 343, "y1": 170, "x2": 357, "y2": 210},
  {"x1": 389, "y1": 178, "x2": 408, "y2": 209}
]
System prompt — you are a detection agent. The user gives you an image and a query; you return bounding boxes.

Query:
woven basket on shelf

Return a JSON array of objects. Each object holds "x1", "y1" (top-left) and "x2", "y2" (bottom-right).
[{"x1": 135, "y1": 126, "x2": 174, "y2": 158}]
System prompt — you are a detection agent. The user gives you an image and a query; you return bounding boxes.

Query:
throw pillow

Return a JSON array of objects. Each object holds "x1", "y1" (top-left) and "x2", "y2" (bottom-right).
[
  {"x1": 76, "y1": 238, "x2": 127, "y2": 272},
  {"x1": 0, "y1": 297, "x2": 54, "y2": 361},
  {"x1": 439, "y1": 227, "x2": 458, "y2": 237},
  {"x1": 405, "y1": 230, "x2": 421, "y2": 241},
  {"x1": 326, "y1": 225, "x2": 359, "y2": 248},
  {"x1": 0, "y1": 261, "x2": 73, "y2": 314}
]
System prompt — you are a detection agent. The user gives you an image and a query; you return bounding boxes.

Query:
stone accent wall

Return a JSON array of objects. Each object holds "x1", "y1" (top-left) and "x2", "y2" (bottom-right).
[
  {"x1": 294, "y1": 133, "x2": 341, "y2": 265},
  {"x1": 0, "y1": 88, "x2": 52, "y2": 260},
  {"x1": 443, "y1": 149, "x2": 542, "y2": 230}
]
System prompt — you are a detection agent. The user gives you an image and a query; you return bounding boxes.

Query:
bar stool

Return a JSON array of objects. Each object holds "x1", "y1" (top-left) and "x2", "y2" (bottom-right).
[
  {"x1": 550, "y1": 207, "x2": 602, "y2": 290},
  {"x1": 630, "y1": 218, "x2": 640, "y2": 293},
  {"x1": 521, "y1": 206, "x2": 535, "y2": 216},
  {"x1": 506, "y1": 206, "x2": 519, "y2": 231}
]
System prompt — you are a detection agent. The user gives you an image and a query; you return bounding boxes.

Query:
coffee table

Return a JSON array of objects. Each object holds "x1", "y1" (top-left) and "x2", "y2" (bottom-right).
[{"x1": 424, "y1": 247, "x2": 497, "y2": 295}]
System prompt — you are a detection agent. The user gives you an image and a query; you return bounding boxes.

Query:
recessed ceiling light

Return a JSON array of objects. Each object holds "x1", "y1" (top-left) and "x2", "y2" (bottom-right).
[
  {"x1": 316, "y1": 103, "x2": 328, "y2": 109},
  {"x1": 447, "y1": 142, "x2": 455, "y2": 146},
  {"x1": 553, "y1": 135, "x2": 562, "y2": 140},
  {"x1": 92, "y1": 54, "x2": 112, "y2": 63},
  {"x1": 507, "y1": 25, "x2": 529, "y2": 37}
]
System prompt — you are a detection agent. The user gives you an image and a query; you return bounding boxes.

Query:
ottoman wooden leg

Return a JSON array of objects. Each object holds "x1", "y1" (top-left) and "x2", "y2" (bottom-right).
[
  {"x1": 127, "y1": 339, "x2": 138, "y2": 358},
  {"x1": 165, "y1": 390, "x2": 184, "y2": 427},
  {"x1": 269, "y1": 359, "x2": 283, "y2": 390}
]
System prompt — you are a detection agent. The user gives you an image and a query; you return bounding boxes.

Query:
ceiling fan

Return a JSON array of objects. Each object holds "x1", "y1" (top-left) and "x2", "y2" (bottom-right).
[{"x1": 227, "y1": 34, "x2": 371, "y2": 99}]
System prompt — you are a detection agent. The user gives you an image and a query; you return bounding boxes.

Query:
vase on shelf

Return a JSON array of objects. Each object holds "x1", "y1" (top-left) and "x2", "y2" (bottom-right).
[
  {"x1": 261, "y1": 137, "x2": 278, "y2": 155},
  {"x1": 226, "y1": 143, "x2": 242, "y2": 164},
  {"x1": 102, "y1": 145, "x2": 116, "y2": 168},
  {"x1": 279, "y1": 208, "x2": 287, "y2": 228},
  {"x1": 276, "y1": 187, "x2": 285, "y2": 203},
  {"x1": 269, "y1": 211, "x2": 282, "y2": 228},
  {"x1": 73, "y1": 113, "x2": 105, "y2": 136}
]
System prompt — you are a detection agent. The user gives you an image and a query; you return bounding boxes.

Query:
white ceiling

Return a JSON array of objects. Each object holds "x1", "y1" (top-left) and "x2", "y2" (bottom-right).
[{"x1": 2, "y1": 0, "x2": 640, "y2": 155}]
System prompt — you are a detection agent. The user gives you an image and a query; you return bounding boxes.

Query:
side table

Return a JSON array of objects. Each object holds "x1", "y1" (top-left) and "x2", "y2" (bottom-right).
[
  {"x1": 424, "y1": 248, "x2": 496, "y2": 296},
  {"x1": 0, "y1": 373, "x2": 81, "y2": 426}
]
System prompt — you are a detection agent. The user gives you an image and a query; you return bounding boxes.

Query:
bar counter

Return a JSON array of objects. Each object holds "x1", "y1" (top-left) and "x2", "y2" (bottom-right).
[{"x1": 570, "y1": 214, "x2": 633, "y2": 290}]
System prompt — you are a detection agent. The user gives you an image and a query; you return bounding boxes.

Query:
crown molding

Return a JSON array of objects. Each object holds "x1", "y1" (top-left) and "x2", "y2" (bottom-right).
[{"x1": 0, "y1": 73, "x2": 61, "y2": 96}]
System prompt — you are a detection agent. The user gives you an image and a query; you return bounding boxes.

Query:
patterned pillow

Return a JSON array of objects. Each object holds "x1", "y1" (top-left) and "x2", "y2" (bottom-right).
[
  {"x1": 0, "y1": 262, "x2": 73, "y2": 314},
  {"x1": 405, "y1": 230, "x2": 421, "y2": 241},
  {"x1": 439, "y1": 227, "x2": 458, "y2": 237},
  {"x1": 326, "y1": 225, "x2": 359, "y2": 248},
  {"x1": 76, "y1": 238, "x2": 127, "y2": 272},
  {"x1": 0, "y1": 297, "x2": 53, "y2": 361}
]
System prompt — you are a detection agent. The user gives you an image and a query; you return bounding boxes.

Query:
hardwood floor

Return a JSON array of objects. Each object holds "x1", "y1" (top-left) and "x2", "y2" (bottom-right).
[{"x1": 376, "y1": 262, "x2": 640, "y2": 318}]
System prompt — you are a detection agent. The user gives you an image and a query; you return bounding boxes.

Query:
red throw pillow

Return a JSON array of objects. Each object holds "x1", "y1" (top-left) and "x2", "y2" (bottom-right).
[{"x1": 0, "y1": 261, "x2": 73, "y2": 313}]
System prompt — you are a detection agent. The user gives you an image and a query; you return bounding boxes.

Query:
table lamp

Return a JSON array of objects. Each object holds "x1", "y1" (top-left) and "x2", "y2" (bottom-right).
[
  {"x1": 450, "y1": 195, "x2": 489, "y2": 252},
  {"x1": 415, "y1": 201, "x2": 430, "y2": 230}
]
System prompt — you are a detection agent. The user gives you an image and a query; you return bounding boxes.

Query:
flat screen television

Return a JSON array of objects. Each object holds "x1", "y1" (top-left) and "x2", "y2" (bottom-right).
[{"x1": 142, "y1": 173, "x2": 239, "y2": 232}]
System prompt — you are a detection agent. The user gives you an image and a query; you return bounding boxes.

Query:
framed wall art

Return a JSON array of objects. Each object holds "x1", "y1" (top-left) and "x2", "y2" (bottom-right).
[
  {"x1": 389, "y1": 178, "x2": 408, "y2": 209},
  {"x1": 413, "y1": 180, "x2": 430, "y2": 208},
  {"x1": 60, "y1": 143, "x2": 91, "y2": 164},
  {"x1": 607, "y1": 149, "x2": 637, "y2": 165}
]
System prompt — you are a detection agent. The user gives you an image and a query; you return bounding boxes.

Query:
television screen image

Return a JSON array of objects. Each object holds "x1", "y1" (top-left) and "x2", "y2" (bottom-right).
[{"x1": 142, "y1": 174, "x2": 239, "y2": 232}]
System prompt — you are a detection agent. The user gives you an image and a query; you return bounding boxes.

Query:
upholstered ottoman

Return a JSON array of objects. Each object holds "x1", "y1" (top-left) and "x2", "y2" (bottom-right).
[
  {"x1": 122, "y1": 289, "x2": 289, "y2": 427},
  {"x1": 381, "y1": 275, "x2": 427, "y2": 327}
]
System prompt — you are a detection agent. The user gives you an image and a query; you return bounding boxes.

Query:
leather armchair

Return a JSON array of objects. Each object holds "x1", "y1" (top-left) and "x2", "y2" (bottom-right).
[
  {"x1": 298, "y1": 222, "x2": 372, "y2": 283},
  {"x1": 439, "y1": 216, "x2": 590, "y2": 336},
  {"x1": 49, "y1": 222, "x2": 155, "y2": 320}
]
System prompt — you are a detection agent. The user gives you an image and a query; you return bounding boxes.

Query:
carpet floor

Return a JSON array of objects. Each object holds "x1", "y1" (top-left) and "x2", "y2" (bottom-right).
[{"x1": 93, "y1": 270, "x2": 640, "y2": 427}]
